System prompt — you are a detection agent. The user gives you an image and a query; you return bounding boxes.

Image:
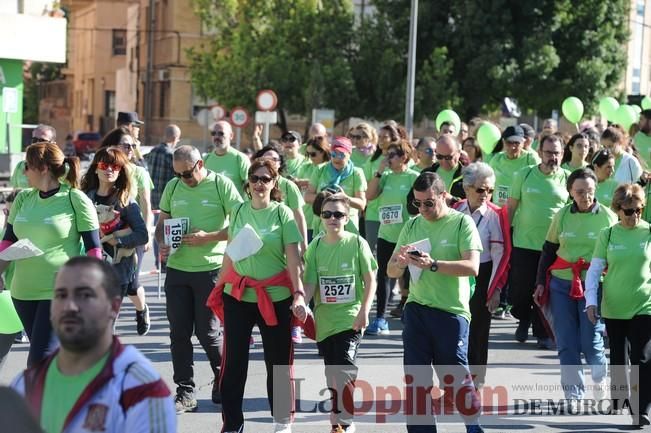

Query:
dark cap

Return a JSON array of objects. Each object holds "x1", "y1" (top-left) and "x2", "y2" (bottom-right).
[
  {"x1": 519, "y1": 123, "x2": 535, "y2": 139},
  {"x1": 117, "y1": 111, "x2": 144, "y2": 125},
  {"x1": 502, "y1": 125, "x2": 524, "y2": 143},
  {"x1": 281, "y1": 130, "x2": 301, "y2": 143}
]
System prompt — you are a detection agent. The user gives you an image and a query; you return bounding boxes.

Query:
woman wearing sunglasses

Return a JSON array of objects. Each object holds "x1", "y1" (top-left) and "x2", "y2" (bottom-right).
[
  {"x1": 348, "y1": 122, "x2": 378, "y2": 168},
  {"x1": 590, "y1": 149, "x2": 619, "y2": 207},
  {"x1": 210, "y1": 159, "x2": 304, "y2": 433},
  {"x1": 100, "y1": 127, "x2": 154, "y2": 334},
  {"x1": 365, "y1": 140, "x2": 419, "y2": 335},
  {"x1": 532, "y1": 168, "x2": 615, "y2": 407},
  {"x1": 305, "y1": 137, "x2": 367, "y2": 233},
  {"x1": 294, "y1": 136, "x2": 330, "y2": 242},
  {"x1": 585, "y1": 184, "x2": 651, "y2": 427},
  {"x1": 0, "y1": 142, "x2": 100, "y2": 366},
  {"x1": 81, "y1": 148, "x2": 149, "y2": 310},
  {"x1": 295, "y1": 193, "x2": 377, "y2": 433}
]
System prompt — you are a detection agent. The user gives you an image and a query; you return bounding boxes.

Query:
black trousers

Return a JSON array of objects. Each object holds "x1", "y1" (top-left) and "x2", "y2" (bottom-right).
[
  {"x1": 164, "y1": 267, "x2": 223, "y2": 393},
  {"x1": 468, "y1": 261, "x2": 493, "y2": 386},
  {"x1": 605, "y1": 315, "x2": 651, "y2": 419},
  {"x1": 509, "y1": 247, "x2": 548, "y2": 339},
  {"x1": 317, "y1": 329, "x2": 363, "y2": 427},
  {"x1": 220, "y1": 293, "x2": 293, "y2": 431}
]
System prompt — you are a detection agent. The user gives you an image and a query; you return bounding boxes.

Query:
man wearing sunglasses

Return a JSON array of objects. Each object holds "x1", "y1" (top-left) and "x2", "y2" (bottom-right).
[
  {"x1": 155, "y1": 145, "x2": 243, "y2": 413},
  {"x1": 203, "y1": 121, "x2": 251, "y2": 197},
  {"x1": 280, "y1": 130, "x2": 305, "y2": 179},
  {"x1": 11, "y1": 124, "x2": 57, "y2": 189},
  {"x1": 414, "y1": 136, "x2": 436, "y2": 172},
  {"x1": 387, "y1": 171, "x2": 484, "y2": 433}
]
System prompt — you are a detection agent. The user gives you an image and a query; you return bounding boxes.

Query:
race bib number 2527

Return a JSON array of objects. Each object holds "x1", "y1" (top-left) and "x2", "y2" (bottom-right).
[{"x1": 319, "y1": 275, "x2": 355, "y2": 304}]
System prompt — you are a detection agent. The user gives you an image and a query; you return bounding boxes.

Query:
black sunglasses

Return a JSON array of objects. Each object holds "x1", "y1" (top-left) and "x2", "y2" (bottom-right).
[
  {"x1": 306, "y1": 151, "x2": 321, "y2": 157},
  {"x1": 621, "y1": 207, "x2": 643, "y2": 216},
  {"x1": 249, "y1": 174, "x2": 274, "y2": 184},
  {"x1": 321, "y1": 210, "x2": 347, "y2": 219},
  {"x1": 474, "y1": 187, "x2": 495, "y2": 194},
  {"x1": 436, "y1": 153, "x2": 454, "y2": 161},
  {"x1": 211, "y1": 130, "x2": 226, "y2": 137},
  {"x1": 122, "y1": 143, "x2": 136, "y2": 150},
  {"x1": 31, "y1": 137, "x2": 52, "y2": 144},
  {"x1": 412, "y1": 199, "x2": 436, "y2": 208},
  {"x1": 281, "y1": 135, "x2": 297, "y2": 142},
  {"x1": 174, "y1": 160, "x2": 200, "y2": 179},
  {"x1": 349, "y1": 134, "x2": 367, "y2": 140}
]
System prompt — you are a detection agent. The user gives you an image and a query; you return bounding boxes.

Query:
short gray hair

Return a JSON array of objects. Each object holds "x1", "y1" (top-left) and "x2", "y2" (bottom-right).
[
  {"x1": 462, "y1": 162, "x2": 495, "y2": 188},
  {"x1": 33, "y1": 124, "x2": 56, "y2": 141},
  {"x1": 173, "y1": 145, "x2": 201, "y2": 164},
  {"x1": 164, "y1": 124, "x2": 181, "y2": 141}
]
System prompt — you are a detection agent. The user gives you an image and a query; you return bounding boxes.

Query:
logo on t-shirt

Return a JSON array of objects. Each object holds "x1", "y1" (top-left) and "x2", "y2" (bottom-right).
[
  {"x1": 82, "y1": 403, "x2": 108, "y2": 431},
  {"x1": 200, "y1": 199, "x2": 219, "y2": 208}
]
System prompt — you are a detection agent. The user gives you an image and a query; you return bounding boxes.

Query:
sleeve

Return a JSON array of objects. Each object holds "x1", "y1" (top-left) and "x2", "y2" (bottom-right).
[
  {"x1": 121, "y1": 375, "x2": 176, "y2": 433},
  {"x1": 545, "y1": 208, "x2": 563, "y2": 243},
  {"x1": 536, "y1": 241, "x2": 559, "y2": 287},
  {"x1": 510, "y1": 167, "x2": 526, "y2": 201},
  {"x1": 592, "y1": 226, "x2": 609, "y2": 260},
  {"x1": 239, "y1": 153, "x2": 251, "y2": 183},
  {"x1": 10, "y1": 161, "x2": 25, "y2": 188},
  {"x1": 303, "y1": 241, "x2": 318, "y2": 285},
  {"x1": 158, "y1": 179, "x2": 176, "y2": 214},
  {"x1": 116, "y1": 202, "x2": 149, "y2": 248},
  {"x1": 354, "y1": 168, "x2": 367, "y2": 193},
  {"x1": 7, "y1": 190, "x2": 26, "y2": 225},
  {"x1": 393, "y1": 220, "x2": 412, "y2": 255},
  {"x1": 283, "y1": 178, "x2": 304, "y2": 210},
  {"x1": 459, "y1": 214, "x2": 483, "y2": 253},
  {"x1": 70, "y1": 189, "x2": 100, "y2": 232},
  {"x1": 631, "y1": 156, "x2": 643, "y2": 183},
  {"x1": 358, "y1": 236, "x2": 378, "y2": 274},
  {"x1": 379, "y1": 172, "x2": 388, "y2": 190},
  {"x1": 279, "y1": 204, "x2": 302, "y2": 245},
  {"x1": 81, "y1": 231, "x2": 101, "y2": 253},
  {"x1": 585, "y1": 257, "x2": 606, "y2": 308},
  {"x1": 218, "y1": 175, "x2": 244, "y2": 214}
]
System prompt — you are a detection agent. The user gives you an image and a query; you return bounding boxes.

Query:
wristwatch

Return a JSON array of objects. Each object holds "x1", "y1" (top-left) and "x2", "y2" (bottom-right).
[
  {"x1": 430, "y1": 259, "x2": 439, "y2": 273},
  {"x1": 374, "y1": 171, "x2": 382, "y2": 178}
]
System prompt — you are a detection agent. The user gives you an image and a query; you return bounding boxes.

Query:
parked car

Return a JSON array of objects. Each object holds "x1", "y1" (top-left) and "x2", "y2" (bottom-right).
[{"x1": 73, "y1": 132, "x2": 102, "y2": 155}]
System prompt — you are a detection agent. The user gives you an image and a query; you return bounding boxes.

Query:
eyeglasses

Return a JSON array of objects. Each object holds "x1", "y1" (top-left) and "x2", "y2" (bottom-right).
[
  {"x1": 436, "y1": 153, "x2": 455, "y2": 161},
  {"x1": 321, "y1": 210, "x2": 347, "y2": 219},
  {"x1": 211, "y1": 130, "x2": 226, "y2": 137},
  {"x1": 249, "y1": 174, "x2": 274, "y2": 184},
  {"x1": 97, "y1": 162, "x2": 122, "y2": 172},
  {"x1": 31, "y1": 137, "x2": 52, "y2": 144},
  {"x1": 306, "y1": 151, "x2": 320, "y2": 158},
  {"x1": 474, "y1": 187, "x2": 494, "y2": 194},
  {"x1": 412, "y1": 199, "x2": 436, "y2": 208},
  {"x1": 331, "y1": 151, "x2": 347, "y2": 159},
  {"x1": 620, "y1": 207, "x2": 643, "y2": 216},
  {"x1": 349, "y1": 134, "x2": 367, "y2": 140},
  {"x1": 174, "y1": 160, "x2": 200, "y2": 179},
  {"x1": 121, "y1": 143, "x2": 136, "y2": 150}
]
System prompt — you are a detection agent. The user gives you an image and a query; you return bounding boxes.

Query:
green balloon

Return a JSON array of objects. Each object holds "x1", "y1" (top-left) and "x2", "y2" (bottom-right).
[
  {"x1": 614, "y1": 105, "x2": 637, "y2": 130},
  {"x1": 599, "y1": 97, "x2": 619, "y2": 121},
  {"x1": 0, "y1": 291, "x2": 23, "y2": 333},
  {"x1": 562, "y1": 96, "x2": 584, "y2": 124},
  {"x1": 476, "y1": 123, "x2": 501, "y2": 155},
  {"x1": 435, "y1": 109, "x2": 461, "y2": 133},
  {"x1": 642, "y1": 96, "x2": 651, "y2": 110}
]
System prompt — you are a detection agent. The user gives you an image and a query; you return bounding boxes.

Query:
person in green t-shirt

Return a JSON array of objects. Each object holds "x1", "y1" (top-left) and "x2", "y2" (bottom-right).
[
  {"x1": 11, "y1": 124, "x2": 58, "y2": 189},
  {"x1": 386, "y1": 171, "x2": 484, "y2": 431},
  {"x1": 279, "y1": 130, "x2": 307, "y2": 179},
  {"x1": 348, "y1": 122, "x2": 377, "y2": 169},
  {"x1": 365, "y1": 141, "x2": 419, "y2": 335},
  {"x1": 508, "y1": 134, "x2": 569, "y2": 349},
  {"x1": 203, "y1": 120, "x2": 251, "y2": 196},
  {"x1": 414, "y1": 136, "x2": 437, "y2": 171},
  {"x1": 155, "y1": 145, "x2": 243, "y2": 413},
  {"x1": 461, "y1": 136, "x2": 482, "y2": 164},
  {"x1": 591, "y1": 149, "x2": 619, "y2": 207},
  {"x1": 294, "y1": 136, "x2": 330, "y2": 242},
  {"x1": 215, "y1": 158, "x2": 304, "y2": 433},
  {"x1": 634, "y1": 109, "x2": 651, "y2": 170},
  {"x1": 295, "y1": 194, "x2": 377, "y2": 432},
  {"x1": 560, "y1": 133, "x2": 590, "y2": 172},
  {"x1": 533, "y1": 168, "x2": 615, "y2": 401},
  {"x1": 585, "y1": 183, "x2": 651, "y2": 427}
]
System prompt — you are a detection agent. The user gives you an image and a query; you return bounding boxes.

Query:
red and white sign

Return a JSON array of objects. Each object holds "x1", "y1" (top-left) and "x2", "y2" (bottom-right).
[
  {"x1": 230, "y1": 107, "x2": 251, "y2": 128},
  {"x1": 211, "y1": 104, "x2": 226, "y2": 121},
  {"x1": 256, "y1": 89, "x2": 278, "y2": 111}
]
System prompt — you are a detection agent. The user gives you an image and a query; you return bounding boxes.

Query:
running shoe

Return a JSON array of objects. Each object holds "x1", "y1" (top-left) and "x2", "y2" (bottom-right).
[
  {"x1": 365, "y1": 318, "x2": 389, "y2": 336},
  {"x1": 136, "y1": 304, "x2": 150, "y2": 336}
]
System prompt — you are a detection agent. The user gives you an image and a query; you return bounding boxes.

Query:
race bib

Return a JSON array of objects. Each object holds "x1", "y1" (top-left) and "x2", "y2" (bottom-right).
[
  {"x1": 379, "y1": 204, "x2": 403, "y2": 225},
  {"x1": 496, "y1": 185, "x2": 509, "y2": 205},
  {"x1": 319, "y1": 275, "x2": 355, "y2": 304}
]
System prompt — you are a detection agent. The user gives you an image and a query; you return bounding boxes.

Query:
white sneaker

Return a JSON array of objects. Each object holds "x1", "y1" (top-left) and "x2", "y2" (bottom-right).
[{"x1": 273, "y1": 423, "x2": 292, "y2": 433}]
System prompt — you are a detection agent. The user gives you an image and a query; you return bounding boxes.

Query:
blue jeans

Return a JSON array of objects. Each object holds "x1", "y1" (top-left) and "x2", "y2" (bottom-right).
[
  {"x1": 402, "y1": 302, "x2": 480, "y2": 432},
  {"x1": 549, "y1": 276, "x2": 607, "y2": 399}
]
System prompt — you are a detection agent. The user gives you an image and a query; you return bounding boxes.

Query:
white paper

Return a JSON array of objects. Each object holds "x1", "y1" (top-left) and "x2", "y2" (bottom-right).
[
  {"x1": 164, "y1": 217, "x2": 190, "y2": 255},
  {"x1": 406, "y1": 238, "x2": 432, "y2": 284},
  {"x1": 226, "y1": 224, "x2": 263, "y2": 262},
  {"x1": 0, "y1": 238, "x2": 44, "y2": 261}
]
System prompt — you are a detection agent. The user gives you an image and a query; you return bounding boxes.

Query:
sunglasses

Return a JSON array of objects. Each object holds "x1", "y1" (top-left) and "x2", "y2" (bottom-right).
[
  {"x1": 249, "y1": 174, "x2": 274, "y2": 184},
  {"x1": 211, "y1": 130, "x2": 226, "y2": 137},
  {"x1": 281, "y1": 136, "x2": 297, "y2": 143},
  {"x1": 31, "y1": 137, "x2": 52, "y2": 144},
  {"x1": 330, "y1": 151, "x2": 347, "y2": 159},
  {"x1": 436, "y1": 153, "x2": 454, "y2": 161},
  {"x1": 474, "y1": 187, "x2": 494, "y2": 194},
  {"x1": 620, "y1": 207, "x2": 643, "y2": 216},
  {"x1": 420, "y1": 148, "x2": 435, "y2": 156},
  {"x1": 306, "y1": 151, "x2": 320, "y2": 158},
  {"x1": 174, "y1": 160, "x2": 199, "y2": 179},
  {"x1": 97, "y1": 161, "x2": 122, "y2": 171},
  {"x1": 321, "y1": 210, "x2": 347, "y2": 219},
  {"x1": 122, "y1": 143, "x2": 136, "y2": 150},
  {"x1": 412, "y1": 199, "x2": 436, "y2": 208},
  {"x1": 349, "y1": 134, "x2": 367, "y2": 140},
  {"x1": 387, "y1": 151, "x2": 405, "y2": 159}
]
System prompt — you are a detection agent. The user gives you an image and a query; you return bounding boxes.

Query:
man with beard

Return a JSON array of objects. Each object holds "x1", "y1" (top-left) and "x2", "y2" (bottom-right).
[
  {"x1": 507, "y1": 134, "x2": 569, "y2": 350},
  {"x1": 203, "y1": 120, "x2": 251, "y2": 196},
  {"x1": 633, "y1": 109, "x2": 651, "y2": 169},
  {"x1": 12, "y1": 257, "x2": 175, "y2": 433}
]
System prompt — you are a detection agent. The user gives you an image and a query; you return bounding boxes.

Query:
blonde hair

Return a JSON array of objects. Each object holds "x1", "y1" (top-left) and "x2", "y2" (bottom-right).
[
  {"x1": 352, "y1": 122, "x2": 379, "y2": 145},
  {"x1": 611, "y1": 183, "x2": 645, "y2": 211}
]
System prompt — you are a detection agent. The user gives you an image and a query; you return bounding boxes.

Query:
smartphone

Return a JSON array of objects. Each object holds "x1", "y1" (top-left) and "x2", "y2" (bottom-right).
[{"x1": 407, "y1": 250, "x2": 424, "y2": 257}]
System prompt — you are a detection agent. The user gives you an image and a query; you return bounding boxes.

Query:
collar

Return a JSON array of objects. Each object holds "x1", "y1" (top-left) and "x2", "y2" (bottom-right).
[
  {"x1": 569, "y1": 200, "x2": 601, "y2": 214},
  {"x1": 458, "y1": 200, "x2": 487, "y2": 216}
]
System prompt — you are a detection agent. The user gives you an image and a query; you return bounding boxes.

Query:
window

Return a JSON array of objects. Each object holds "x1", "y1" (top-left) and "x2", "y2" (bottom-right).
[
  {"x1": 104, "y1": 91, "x2": 116, "y2": 118},
  {"x1": 112, "y1": 29, "x2": 127, "y2": 55}
]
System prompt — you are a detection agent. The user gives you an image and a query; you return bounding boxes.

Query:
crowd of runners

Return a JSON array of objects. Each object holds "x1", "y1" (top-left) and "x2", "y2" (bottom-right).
[{"x1": 0, "y1": 110, "x2": 649, "y2": 433}]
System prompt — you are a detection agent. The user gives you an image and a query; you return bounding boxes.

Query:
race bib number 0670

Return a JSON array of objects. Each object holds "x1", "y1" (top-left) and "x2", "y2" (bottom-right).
[{"x1": 319, "y1": 275, "x2": 355, "y2": 304}]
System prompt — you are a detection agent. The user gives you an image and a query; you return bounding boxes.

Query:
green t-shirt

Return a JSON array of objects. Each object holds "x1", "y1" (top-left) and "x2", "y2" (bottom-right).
[
  {"x1": 511, "y1": 166, "x2": 570, "y2": 251},
  {"x1": 394, "y1": 210, "x2": 483, "y2": 321},
  {"x1": 592, "y1": 221, "x2": 651, "y2": 319},
  {"x1": 377, "y1": 169, "x2": 420, "y2": 243},
  {"x1": 10, "y1": 160, "x2": 29, "y2": 189},
  {"x1": 596, "y1": 178, "x2": 619, "y2": 208},
  {"x1": 310, "y1": 163, "x2": 367, "y2": 227},
  {"x1": 437, "y1": 165, "x2": 460, "y2": 192},
  {"x1": 561, "y1": 161, "x2": 588, "y2": 172},
  {"x1": 278, "y1": 176, "x2": 304, "y2": 210},
  {"x1": 203, "y1": 147, "x2": 251, "y2": 196},
  {"x1": 633, "y1": 131, "x2": 651, "y2": 170},
  {"x1": 362, "y1": 158, "x2": 386, "y2": 223},
  {"x1": 159, "y1": 171, "x2": 243, "y2": 272},
  {"x1": 546, "y1": 203, "x2": 617, "y2": 281},
  {"x1": 489, "y1": 151, "x2": 540, "y2": 206},
  {"x1": 296, "y1": 162, "x2": 323, "y2": 232},
  {"x1": 644, "y1": 183, "x2": 651, "y2": 224},
  {"x1": 41, "y1": 353, "x2": 109, "y2": 433},
  {"x1": 226, "y1": 201, "x2": 303, "y2": 302},
  {"x1": 285, "y1": 155, "x2": 306, "y2": 179},
  {"x1": 305, "y1": 232, "x2": 378, "y2": 341},
  {"x1": 8, "y1": 184, "x2": 99, "y2": 300},
  {"x1": 350, "y1": 150, "x2": 372, "y2": 169},
  {"x1": 128, "y1": 163, "x2": 154, "y2": 203}
]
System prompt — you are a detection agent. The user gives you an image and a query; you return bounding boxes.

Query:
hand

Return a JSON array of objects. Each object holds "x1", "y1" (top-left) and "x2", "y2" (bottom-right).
[
  {"x1": 400, "y1": 245, "x2": 434, "y2": 270},
  {"x1": 292, "y1": 295, "x2": 307, "y2": 322},
  {"x1": 393, "y1": 246, "x2": 412, "y2": 269},
  {"x1": 182, "y1": 230, "x2": 210, "y2": 246},
  {"x1": 533, "y1": 284, "x2": 545, "y2": 307},
  {"x1": 294, "y1": 179, "x2": 310, "y2": 189},
  {"x1": 352, "y1": 309, "x2": 369, "y2": 332},
  {"x1": 159, "y1": 244, "x2": 171, "y2": 260},
  {"x1": 586, "y1": 305, "x2": 599, "y2": 325},
  {"x1": 143, "y1": 239, "x2": 152, "y2": 252},
  {"x1": 486, "y1": 290, "x2": 501, "y2": 313},
  {"x1": 253, "y1": 124, "x2": 263, "y2": 139}
]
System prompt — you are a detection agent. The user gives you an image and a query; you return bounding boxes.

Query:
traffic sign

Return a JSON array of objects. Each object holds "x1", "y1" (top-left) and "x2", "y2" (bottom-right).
[
  {"x1": 256, "y1": 89, "x2": 278, "y2": 111},
  {"x1": 230, "y1": 107, "x2": 251, "y2": 128},
  {"x1": 196, "y1": 108, "x2": 212, "y2": 127},
  {"x1": 211, "y1": 104, "x2": 226, "y2": 121},
  {"x1": 255, "y1": 111, "x2": 278, "y2": 124}
]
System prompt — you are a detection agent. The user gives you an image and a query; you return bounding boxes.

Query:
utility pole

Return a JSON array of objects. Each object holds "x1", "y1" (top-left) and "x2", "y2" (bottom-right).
[{"x1": 404, "y1": 0, "x2": 418, "y2": 141}]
